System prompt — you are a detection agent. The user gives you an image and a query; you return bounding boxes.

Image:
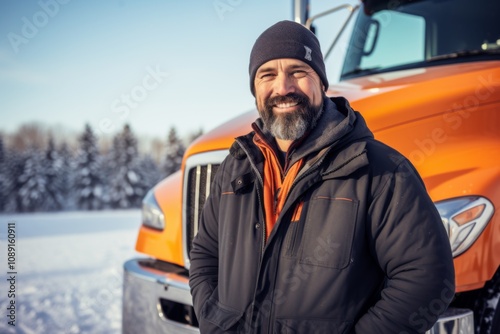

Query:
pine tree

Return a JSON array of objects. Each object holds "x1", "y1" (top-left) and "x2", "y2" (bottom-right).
[
  {"x1": 163, "y1": 126, "x2": 185, "y2": 177},
  {"x1": 108, "y1": 124, "x2": 146, "y2": 208},
  {"x1": 74, "y1": 124, "x2": 105, "y2": 210},
  {"x1": 58, "y1": 142, "x2": 75, "y2": 210},
  {"x1": 3, "y1": 149, "x2": 27, "y2": 212},
  {"x1": 17, "y1": 148, "x2": 47, "y2": 212},
  {"x1": 42, "y1": 136, "x2": 64, "y2": 211},
  {"x1": 0, "y1": 136, "x2": 7, "y2": 211},
  {"x1": 138, "y1": 154, "x2": 162, "y2": 191}
]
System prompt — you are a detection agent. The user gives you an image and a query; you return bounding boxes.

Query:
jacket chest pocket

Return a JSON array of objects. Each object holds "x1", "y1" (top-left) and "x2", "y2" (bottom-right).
[{"x1": 296, "y1": 197, "x2": 358, "y2": 269}]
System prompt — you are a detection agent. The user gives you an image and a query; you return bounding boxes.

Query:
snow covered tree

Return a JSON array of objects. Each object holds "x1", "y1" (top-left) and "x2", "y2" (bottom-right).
[
  {"x1": 3, "y1": 136, "x2": 74, "y2": 212},
  {"x1": 2, "y1": 149, "x2": 27, "y2": 212},
  {"x1": 42, "y1": 136, "x2": 65, "y2": 211},
  {"x1": 57, "y1": 142, "x2": 75, "y2": 210},
  {"x1": 163, "y1": 126, "x2": 185, "y2": 177},
  {"x1": 108, "y1": 124, "x2": 146, "y2": 209},
  {"x1": 16, "y1": 148, "x2": 47, "y2": 212},
  {"x1": 74, "y1": 124, "x2": 105, "y2": 210},
  {"x1": 0, "y1": 136, "x2": 7, "y2": 211},
  {"x1": 138, "y1": 154, "x2": 162, "y2": 191}
]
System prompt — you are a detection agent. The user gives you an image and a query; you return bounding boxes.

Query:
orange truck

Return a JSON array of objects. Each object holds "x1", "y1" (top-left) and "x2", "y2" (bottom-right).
[{"x1": 122, "y1": 0, "x2": 500, "y2": 333}]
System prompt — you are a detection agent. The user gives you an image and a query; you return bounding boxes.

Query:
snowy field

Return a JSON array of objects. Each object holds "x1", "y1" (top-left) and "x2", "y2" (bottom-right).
[{"x1": 0, "y1": 210, "x2": 142, "y2": 334}]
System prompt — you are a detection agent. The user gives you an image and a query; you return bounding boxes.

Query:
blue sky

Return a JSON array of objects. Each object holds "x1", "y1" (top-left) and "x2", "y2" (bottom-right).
[{"x1": 0, "y1": 0, "x2": 354, "y2": 140}]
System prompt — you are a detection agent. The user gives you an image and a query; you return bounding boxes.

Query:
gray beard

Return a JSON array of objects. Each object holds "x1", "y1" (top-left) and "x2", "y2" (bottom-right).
[{"x1": 259, "y1": 95, "x2": 324, "y2": 141}]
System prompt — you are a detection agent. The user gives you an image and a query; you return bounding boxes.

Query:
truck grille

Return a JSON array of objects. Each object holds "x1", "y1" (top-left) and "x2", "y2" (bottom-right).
[{"x1": 185, "y1": 163, "x2": 220, "y2": 259}]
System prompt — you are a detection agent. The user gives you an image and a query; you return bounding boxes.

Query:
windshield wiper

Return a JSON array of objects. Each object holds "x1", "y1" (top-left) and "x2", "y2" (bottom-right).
[
  {"x1": 342, "y1": 66, "x2": 381, "y2": 77},
  {"x1": 427, "y1": 49, "x2": 500, "y2": 62}
]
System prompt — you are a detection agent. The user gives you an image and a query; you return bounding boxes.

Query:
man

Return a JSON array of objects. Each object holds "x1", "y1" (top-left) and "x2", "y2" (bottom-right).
[{"x1": 189, "y1": 20, "x2": 455, "y2": 333}]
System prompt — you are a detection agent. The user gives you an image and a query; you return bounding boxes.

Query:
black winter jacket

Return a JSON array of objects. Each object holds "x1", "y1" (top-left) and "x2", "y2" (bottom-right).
[{"x1": 189, "y1": 97, "x2": 455, "y2": 334}]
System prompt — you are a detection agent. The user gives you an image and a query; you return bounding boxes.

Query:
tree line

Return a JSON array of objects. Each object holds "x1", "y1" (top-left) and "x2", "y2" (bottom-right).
[{"x1": 0, "y1": 123, "x2": 201, "y2": 213}]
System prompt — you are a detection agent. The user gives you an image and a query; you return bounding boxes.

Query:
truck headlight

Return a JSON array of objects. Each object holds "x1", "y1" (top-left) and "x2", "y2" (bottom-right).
[
  {"x1": 142, "y1": 189, "x2": 165, "y2": 230},
  {"x1": 436, "y1": 196, "x2": 494, "y2": 257}
]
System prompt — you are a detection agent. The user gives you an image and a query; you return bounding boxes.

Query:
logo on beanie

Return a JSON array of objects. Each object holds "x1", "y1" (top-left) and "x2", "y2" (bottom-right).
[{"x1": 304, "y1": 46, "x2": 312, "y2": 61}]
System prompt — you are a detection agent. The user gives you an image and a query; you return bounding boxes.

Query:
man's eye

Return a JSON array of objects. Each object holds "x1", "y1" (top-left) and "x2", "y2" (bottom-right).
[
  {"x1": 260, "y1": 73, "x2": 275, "y2": 79},
  {"x1": 292, "y1": 70, "x2": 307, "y2": 77}
]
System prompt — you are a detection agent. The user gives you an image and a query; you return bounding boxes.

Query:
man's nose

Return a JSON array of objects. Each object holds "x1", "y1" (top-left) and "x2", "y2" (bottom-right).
[{"x1": 273, "y1": 73, "x2": 296, "y2": 96}]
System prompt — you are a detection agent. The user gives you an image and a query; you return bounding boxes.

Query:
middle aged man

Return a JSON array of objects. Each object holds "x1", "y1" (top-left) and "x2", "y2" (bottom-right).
[{"x1": 189, "y1": 20, "x2": 455, "y2": 333}]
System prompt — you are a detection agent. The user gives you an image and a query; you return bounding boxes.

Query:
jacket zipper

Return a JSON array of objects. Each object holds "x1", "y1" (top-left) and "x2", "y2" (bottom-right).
[
  {"x1": 235, "y1": 138, "x2": 266, "y2": 257},
  {"x1": 268, "y1": 150, "x2": 366, "y2": 334},
  {"x1": 235, "y1": 138, "x2": 268, "y2": 333},
  {"x1": 236, "y1": 137, "x2": 366, "y2": 333},
  {"x1": 263, "y1": 147, "x2": 332, "y2": 334},
  {"x1": 285, "y1": 205, "x2": 302, "y2": 256},
  {"x1": 280, "y1": 145, "x2": 333, "y2": 215}
]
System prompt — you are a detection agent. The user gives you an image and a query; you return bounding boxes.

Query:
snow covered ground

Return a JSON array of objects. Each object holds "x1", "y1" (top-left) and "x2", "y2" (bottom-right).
[{"x1": 0, "y1": 210, "x2": 142, "y2": 334}]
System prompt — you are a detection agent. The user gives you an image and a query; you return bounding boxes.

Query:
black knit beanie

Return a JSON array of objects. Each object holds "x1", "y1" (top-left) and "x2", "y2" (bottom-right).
[{"x1": 249, "y1": 20, "x2": 329, "y2": 96}]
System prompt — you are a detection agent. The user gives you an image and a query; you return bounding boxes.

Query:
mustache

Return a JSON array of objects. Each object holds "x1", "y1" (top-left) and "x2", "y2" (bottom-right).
[{"x1": 265, "y1": 93, "x2": 309, "y2": 108}]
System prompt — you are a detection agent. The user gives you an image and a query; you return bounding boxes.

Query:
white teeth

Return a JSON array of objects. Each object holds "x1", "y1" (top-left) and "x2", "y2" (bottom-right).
[{"x1": 276, "y1": 102, "x2": 298, "y2": 108}]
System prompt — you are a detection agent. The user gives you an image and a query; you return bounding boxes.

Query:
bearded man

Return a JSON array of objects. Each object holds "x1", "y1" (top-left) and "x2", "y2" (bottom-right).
[{"x1": 189, "y1": 20, "x2": 455, "y2": 334}]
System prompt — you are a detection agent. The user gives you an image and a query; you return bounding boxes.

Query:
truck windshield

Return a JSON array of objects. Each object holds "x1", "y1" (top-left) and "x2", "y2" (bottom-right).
[{"x1": 340, "y1": 0, "x2": 500, "y2": 80}]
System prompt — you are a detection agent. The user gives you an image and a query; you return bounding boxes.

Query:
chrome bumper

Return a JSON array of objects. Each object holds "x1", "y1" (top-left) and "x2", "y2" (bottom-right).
[
  {"x1": 122, "y1": 258, "x2": 198, "y2": 334},
  {"x1": 122, "y1": 258, "x2": 474, "y2": 334},
  {"x1": 428, "y1": 308, "x2": 474, "y2": 334}
]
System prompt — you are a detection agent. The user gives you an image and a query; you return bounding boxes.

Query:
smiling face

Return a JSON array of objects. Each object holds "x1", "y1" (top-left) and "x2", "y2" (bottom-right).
[{"x1": 254, "y1": 58, "x2": 325, "y2": 142}]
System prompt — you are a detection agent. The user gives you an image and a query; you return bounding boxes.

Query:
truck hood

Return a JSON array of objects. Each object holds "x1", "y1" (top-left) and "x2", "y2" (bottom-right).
[
  {"x1": 184, "y1": 61, "x2": 500, "y2": 159},
  {"x1": 329, "y1": 61, "x2": 500, "y2": 132}
]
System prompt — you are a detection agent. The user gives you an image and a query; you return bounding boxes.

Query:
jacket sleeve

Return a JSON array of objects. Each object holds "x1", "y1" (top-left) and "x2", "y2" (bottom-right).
[
  {"x1": 189, "y1": 161, "x2": 223, "y2": 325},
  {"x1": 355, "y1": 159, "x2": 455, "y2": 333}
]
